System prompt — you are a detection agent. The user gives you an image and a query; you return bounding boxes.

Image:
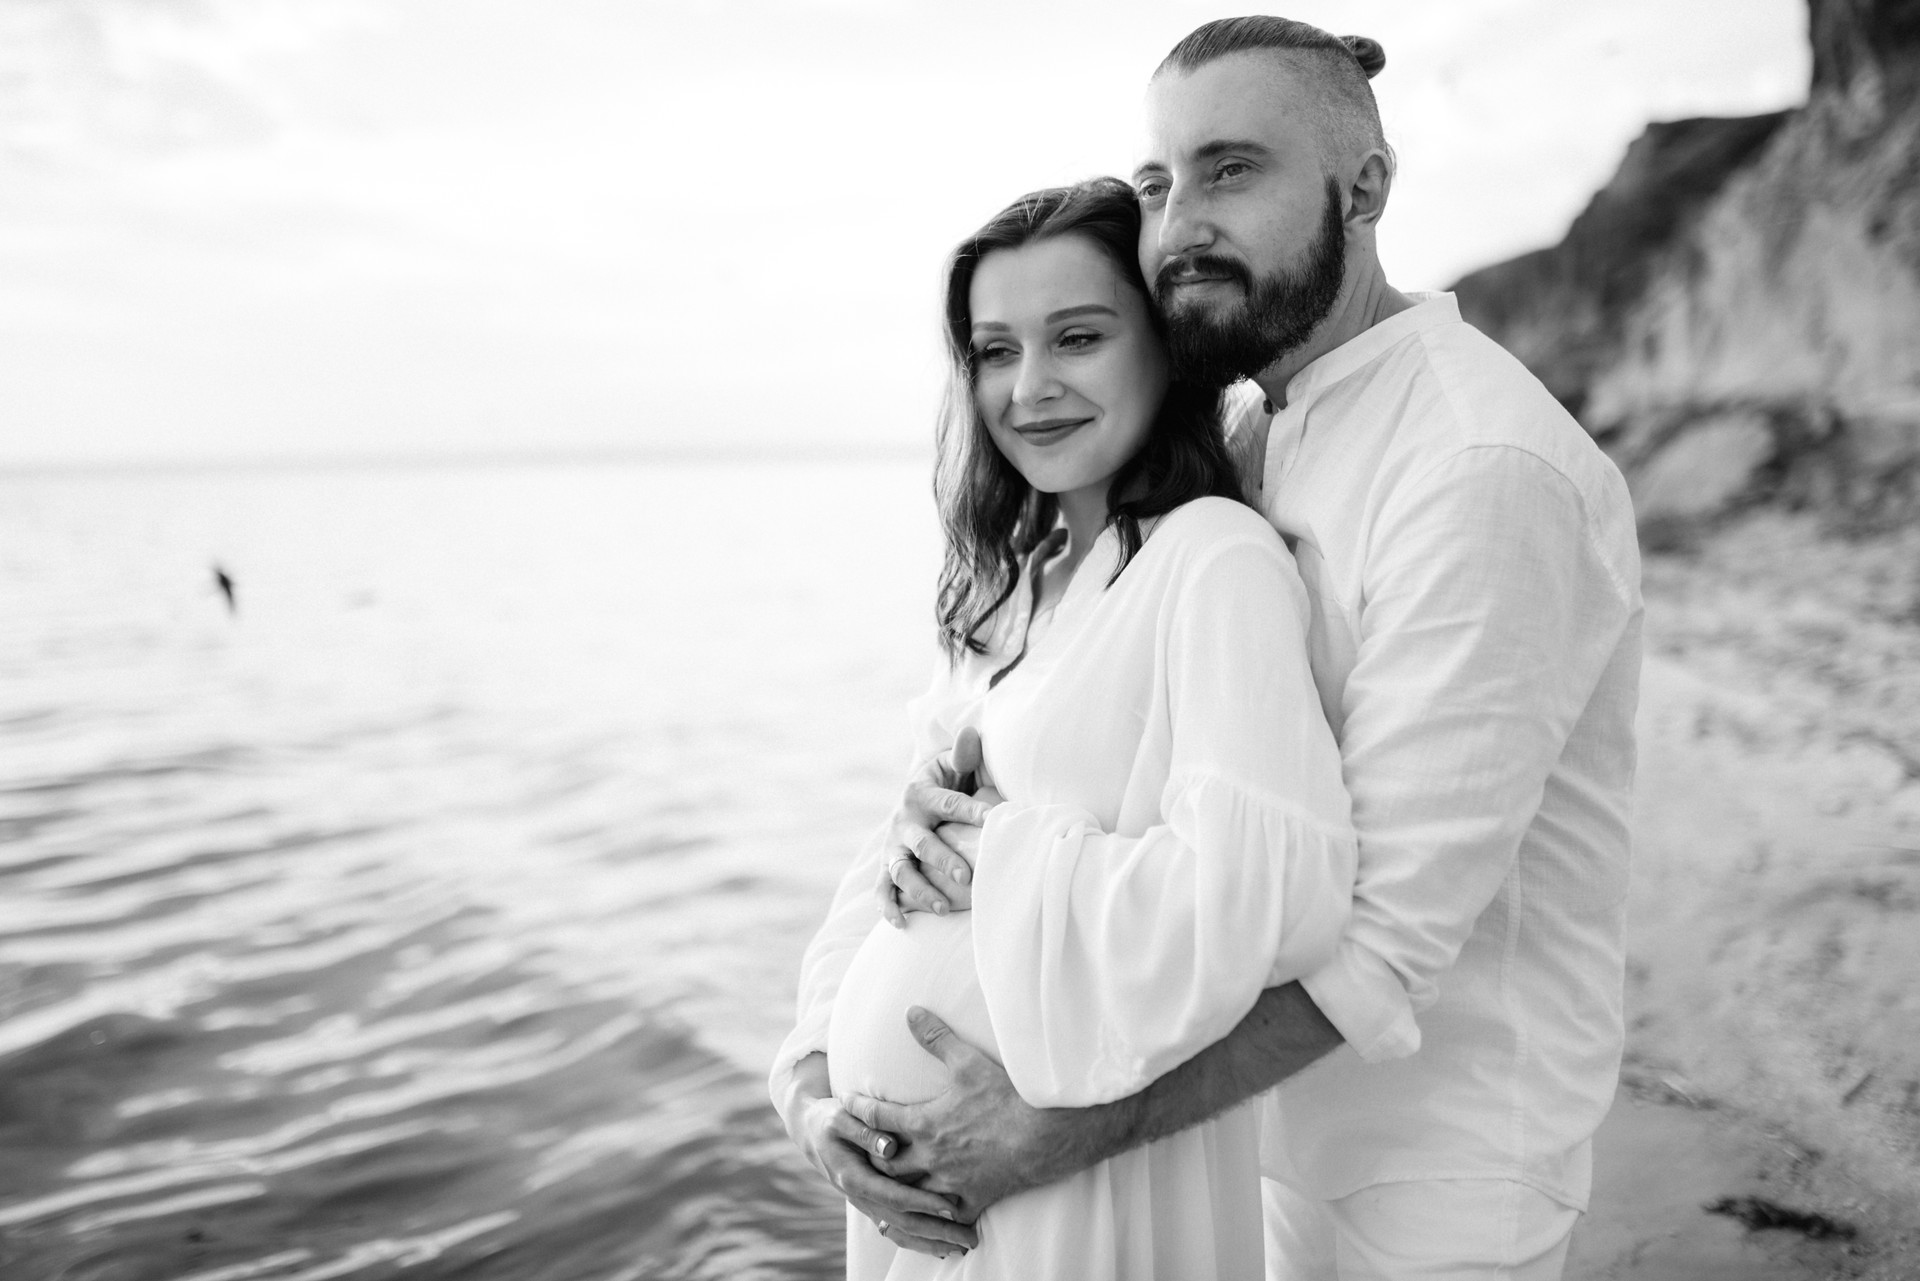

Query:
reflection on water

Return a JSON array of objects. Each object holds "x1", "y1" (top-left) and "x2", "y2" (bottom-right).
[{"x1": 0, "y1": 460, "x2": 940, "y2": 1279}]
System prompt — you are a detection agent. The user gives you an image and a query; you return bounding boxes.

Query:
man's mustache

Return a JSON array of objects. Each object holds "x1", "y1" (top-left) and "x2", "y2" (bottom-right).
[{"x1": 1153, "y1": 254, "x2": 1253, "y2": 298}]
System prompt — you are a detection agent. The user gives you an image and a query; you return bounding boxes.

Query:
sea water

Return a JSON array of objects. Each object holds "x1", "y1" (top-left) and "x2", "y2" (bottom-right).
[{"x1": 0, "y1": 458, "x2": 941, "y2": 1279}]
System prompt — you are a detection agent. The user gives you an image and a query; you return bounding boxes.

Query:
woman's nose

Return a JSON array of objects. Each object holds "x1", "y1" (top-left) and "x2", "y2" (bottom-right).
[{"x1": 1011, "y1": 353, "x2": 1062, "y2": 408}]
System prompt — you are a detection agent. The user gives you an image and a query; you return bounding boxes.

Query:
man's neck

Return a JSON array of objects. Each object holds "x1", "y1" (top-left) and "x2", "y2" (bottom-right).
[{"x1": 1253, "y1": 261, "x2": 1414, "y2": 411}]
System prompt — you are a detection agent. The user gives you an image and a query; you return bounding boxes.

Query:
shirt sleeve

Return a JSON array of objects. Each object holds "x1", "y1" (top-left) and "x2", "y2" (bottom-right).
[
  {"x1": 1300, "y1": 445, "x2": 1637, "y2": 1063},
  {"x1": 765, "y1": 656, "x2": 975, "y2": 1124},
  {"x1": 970, "y1": 534, "x2": 1358, "y2": 1108}
]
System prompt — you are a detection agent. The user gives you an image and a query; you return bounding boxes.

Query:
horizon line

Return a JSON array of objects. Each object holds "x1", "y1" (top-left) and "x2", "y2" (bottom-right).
[{"x1": 0, "y1": 440, "x2": 935, "y2": 480}]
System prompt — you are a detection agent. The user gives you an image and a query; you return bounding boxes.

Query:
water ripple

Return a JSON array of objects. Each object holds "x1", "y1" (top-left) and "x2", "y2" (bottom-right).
[{"x1": 0, "y1": 463, "x2": 938, "y2": 1278}]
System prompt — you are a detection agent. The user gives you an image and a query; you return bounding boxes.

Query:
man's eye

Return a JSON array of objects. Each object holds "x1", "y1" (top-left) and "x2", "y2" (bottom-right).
[
  {"x1": 1214, "y1": 162, "x2": 1250, "y2": 181},
  {"x1": 1135, "y1": 180, "x2": 1167, "y2": 203}
]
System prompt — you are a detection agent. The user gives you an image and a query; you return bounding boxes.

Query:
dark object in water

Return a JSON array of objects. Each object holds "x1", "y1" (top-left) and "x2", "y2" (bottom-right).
[
  {"x1": 213, "y1": 563, "x2": 237, "y2": 614},
  {"x1": 1705, "y1": 1195, "x2": 1858, "y2": 1241}
]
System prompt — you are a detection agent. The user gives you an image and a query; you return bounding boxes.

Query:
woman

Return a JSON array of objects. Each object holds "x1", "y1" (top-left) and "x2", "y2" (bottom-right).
[{"x1": 770, "y1": 179, "x2": 1356, "y2": 1279}]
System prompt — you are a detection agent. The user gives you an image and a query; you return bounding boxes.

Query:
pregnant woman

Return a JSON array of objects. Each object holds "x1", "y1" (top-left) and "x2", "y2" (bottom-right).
[{"x1": 771, "y1": 178, "x2": 1357, "y2": 1279}]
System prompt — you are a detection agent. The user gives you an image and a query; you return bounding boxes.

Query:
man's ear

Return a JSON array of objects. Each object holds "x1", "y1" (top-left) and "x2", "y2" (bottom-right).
[{"x1": 1345, "y1": 149, "x2": 1393, "y2": 229}]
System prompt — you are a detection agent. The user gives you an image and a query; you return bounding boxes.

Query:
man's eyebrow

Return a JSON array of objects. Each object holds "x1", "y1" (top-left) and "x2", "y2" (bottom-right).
[
  {"x1": 1193, "y1": 138, "x2": 1273, "y2": 163},
  {"x1": 1133, "y1": 139, "x2": 1272, "y2": 184}
]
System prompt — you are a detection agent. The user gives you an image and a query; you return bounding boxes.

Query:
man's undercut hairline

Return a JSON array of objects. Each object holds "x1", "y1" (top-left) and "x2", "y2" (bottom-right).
[{"x1": 1154, "y1": 44, "x2": 1389, "y2": 176}]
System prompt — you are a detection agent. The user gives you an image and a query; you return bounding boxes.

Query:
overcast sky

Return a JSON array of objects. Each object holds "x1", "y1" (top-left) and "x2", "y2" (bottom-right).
[{"x1": 0, "y1": 0, "x2": 1810, "y2": 467}]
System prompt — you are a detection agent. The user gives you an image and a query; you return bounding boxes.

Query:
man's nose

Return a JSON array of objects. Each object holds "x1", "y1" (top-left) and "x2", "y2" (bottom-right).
[
  {"x1": 1011, "y1": 352, "x2": 1062, "y2": 408},
  {"x1": 1156, "y1": 184, "x2": 1213, "y2": 260}
]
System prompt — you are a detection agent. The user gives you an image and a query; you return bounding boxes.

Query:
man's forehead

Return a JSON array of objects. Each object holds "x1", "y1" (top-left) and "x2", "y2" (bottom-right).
[{"x1": 1139, "y1": 52, "x2": 1316, "y2": 162}]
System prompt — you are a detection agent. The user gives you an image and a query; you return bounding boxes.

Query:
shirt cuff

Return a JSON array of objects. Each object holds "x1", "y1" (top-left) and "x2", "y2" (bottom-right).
[{"x1": 1299, "y1": 939, "x2": 1421, "y2": 1063}]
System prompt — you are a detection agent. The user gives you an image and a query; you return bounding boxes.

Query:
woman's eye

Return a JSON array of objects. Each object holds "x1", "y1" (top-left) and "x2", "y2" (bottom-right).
[
  {"x1": 1058, "y1": 330, "x2": 1102, "y2": 350},
  {"x1": 974, "y1": 344, "x2": 1015, "y2": 365}
]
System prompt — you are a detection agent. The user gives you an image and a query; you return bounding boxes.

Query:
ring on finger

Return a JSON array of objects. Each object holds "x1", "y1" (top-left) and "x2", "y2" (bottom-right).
[
  {"x1": 886, "y1": 853, "x2": 914, "y2": 880},
  {"x1": 876, "y1": 1219, "x2": 889, "y2": 1236}
]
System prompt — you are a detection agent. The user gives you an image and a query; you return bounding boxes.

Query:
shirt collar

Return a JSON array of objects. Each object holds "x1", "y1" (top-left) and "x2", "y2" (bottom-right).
[{"x1": 1279, "y1": 291, "x2": 1460, "y2": 408}]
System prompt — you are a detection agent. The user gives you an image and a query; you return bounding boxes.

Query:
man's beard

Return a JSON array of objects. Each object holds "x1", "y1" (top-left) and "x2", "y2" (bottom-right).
[{"x1": 1154, "y1": 176, "x2": 1347, "y2": 389}]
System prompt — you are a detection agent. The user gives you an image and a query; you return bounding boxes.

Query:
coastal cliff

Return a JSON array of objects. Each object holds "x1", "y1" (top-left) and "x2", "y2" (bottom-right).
[
  {"x1": 1457, "y1": 6, "x2": 1920, "y2": 1276},
  {"x1": 1454, "y1": 0, "x2": 1920, "y2": 529}
]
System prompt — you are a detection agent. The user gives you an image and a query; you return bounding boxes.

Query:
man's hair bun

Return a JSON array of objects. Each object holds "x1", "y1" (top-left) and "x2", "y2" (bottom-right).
[{"x1": 1340, "y1": 35, "x2": 1386, "y2": 79}]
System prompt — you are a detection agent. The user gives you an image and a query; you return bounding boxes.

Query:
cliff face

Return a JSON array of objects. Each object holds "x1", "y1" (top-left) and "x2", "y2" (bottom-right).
[{"x1": 1454, "y1": 0, "x2": 1920, "y2": 528}]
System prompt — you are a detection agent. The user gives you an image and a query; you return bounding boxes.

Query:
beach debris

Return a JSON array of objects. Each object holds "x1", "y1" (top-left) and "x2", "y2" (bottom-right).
[
  {"x1": 1705, "y1": 1195, "x2": 1858, "y2": 1241},
  {"x1": 1841, "y1": 1070, "x2": 1876, "y2": 1107}
]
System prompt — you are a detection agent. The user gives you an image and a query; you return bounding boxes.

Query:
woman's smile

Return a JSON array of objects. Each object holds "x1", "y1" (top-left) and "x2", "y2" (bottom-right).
[{"x1": 1011, "y1": 415, "x2": 1095, "y2": 445}]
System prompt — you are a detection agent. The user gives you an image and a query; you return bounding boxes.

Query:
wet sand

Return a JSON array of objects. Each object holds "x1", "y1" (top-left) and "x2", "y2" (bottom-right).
[
  {"x1": 1570, "y1": 511, "x2": 1920, "y2": 1281},
  {"x1": 1573, "y1": 1089, "x2": 1852, "y2": 1280}
]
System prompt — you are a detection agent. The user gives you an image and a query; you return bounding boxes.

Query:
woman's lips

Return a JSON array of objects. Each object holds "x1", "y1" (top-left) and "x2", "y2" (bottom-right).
[{"x1": 1012, "y1": 417, "x2": 1093, "y2": 445}]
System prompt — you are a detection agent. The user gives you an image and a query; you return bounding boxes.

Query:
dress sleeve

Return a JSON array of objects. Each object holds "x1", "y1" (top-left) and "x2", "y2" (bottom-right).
[
  {"x1": 766, "y1": 653, "x2": 980, "y2": 1123},
  {"x1": 969, "y1": 534, "x2": 1358, "y2": 1108}
]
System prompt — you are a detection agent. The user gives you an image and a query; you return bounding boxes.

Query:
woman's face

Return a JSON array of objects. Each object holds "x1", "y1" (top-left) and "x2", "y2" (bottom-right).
[{"x1": 968, "y1": 235, "x2": 1169, "y2": 506}]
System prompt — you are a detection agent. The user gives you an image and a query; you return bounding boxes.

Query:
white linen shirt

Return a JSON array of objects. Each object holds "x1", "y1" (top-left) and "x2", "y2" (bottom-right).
[{"x1": 1245, "y1": 293, "x2": 1642, "y2": 1210}]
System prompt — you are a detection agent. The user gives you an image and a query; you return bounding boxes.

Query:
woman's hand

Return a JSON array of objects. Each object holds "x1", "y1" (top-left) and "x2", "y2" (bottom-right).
[
  {"x1": 782, "y1": 1054, "x2": 978, "y2": 1257},
  {"x1": 883, "y1": 783, "x2": 1007, "y2": 919},
  {"x1": 877, "y1": 728, "x2": 996, "y2": 927}
]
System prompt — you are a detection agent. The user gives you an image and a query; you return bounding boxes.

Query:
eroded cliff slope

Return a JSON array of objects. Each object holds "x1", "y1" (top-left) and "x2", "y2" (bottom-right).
[{"x1": 1455, "y1": 0, "x2": 1920, "y2": 528}]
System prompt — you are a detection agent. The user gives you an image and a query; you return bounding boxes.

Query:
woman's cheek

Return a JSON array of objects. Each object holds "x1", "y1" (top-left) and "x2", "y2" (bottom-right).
[{"x1": 974, "y1": 369, "x2": 1010, "y2": 422}]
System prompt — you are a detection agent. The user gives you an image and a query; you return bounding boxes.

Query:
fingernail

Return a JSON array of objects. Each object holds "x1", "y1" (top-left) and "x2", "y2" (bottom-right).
[
  {"x1": 876, "y1": 1137, "x2": 894, "y2": 1157},
  {"x1": 938, "y1": 1209, "x2": 956, "y2": 1221},
  {"x1": 954, "y1": 867, "x2": 970, "y2": 884},
  {"x1": 932, "y1": 900, "x2": 948, "y2": 916}
]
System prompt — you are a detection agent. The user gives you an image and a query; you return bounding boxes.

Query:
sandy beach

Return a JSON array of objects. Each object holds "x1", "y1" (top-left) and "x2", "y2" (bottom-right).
[{"x1": 1568, "y1": 511, "x2": 1920, "y2": 1279}]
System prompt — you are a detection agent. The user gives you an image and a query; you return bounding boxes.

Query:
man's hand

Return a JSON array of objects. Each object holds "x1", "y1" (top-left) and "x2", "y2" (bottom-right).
[
  {"x1": 877, "y1": 728, "x2": 995, "y2": 927},
  {"x1": 842, "y1": 987, "x2": 1345, "y2": 1222},
  {"x1": 782, "y1": 1054, "x2": 978, "y2": 1257},
  {"x1": 844, "y1": 1008, "x2": 1135, "y2": 1222}
]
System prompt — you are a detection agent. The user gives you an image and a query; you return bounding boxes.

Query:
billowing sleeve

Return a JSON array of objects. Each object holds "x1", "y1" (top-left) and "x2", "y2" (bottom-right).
[
  {"x1": 970, "y1": 533, "x2": 1358, "y2": 1108},
  {"x1": 766, "y1": 655, "x2": 978, "y2": 1124},
  {"x1": 1300, "y1": 445, "x2": 1639, "y2": 1063}
]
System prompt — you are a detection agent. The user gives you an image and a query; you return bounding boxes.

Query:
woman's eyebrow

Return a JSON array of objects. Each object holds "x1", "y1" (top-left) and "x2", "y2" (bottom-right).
[
  {"x1": 972, "y1": 305, "x2": 1116, "y2": 334},
  {"x1": 1044, "y1": 304, "x2": 1118, "y2": 323}
]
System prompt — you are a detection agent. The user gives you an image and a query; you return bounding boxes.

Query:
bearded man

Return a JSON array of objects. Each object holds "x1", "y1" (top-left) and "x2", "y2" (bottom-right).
[{"x1": 774, "y1": 16, "x2": 1642, "y2": 1279}]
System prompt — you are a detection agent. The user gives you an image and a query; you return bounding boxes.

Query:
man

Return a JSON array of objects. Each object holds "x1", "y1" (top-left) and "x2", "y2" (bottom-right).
[{"x1": 773, "y1": 16, "x2": 1641, "y2": 1278}]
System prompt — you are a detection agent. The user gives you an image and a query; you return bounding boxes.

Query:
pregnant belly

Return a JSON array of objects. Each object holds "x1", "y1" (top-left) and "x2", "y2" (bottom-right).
[{"x1": 827, "y1": 912, "x2": 999, "y2": 1106}]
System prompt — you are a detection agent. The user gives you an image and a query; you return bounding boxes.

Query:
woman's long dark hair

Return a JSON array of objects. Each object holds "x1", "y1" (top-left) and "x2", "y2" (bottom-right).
[{"x1": 935, "y1": 176, "x2": 1244, "y2": 661}]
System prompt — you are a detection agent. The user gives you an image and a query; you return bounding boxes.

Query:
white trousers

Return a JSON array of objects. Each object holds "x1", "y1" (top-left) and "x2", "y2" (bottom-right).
[{"x1": 1263, "y1": 1177, "x2": 1580, "y2": 1281}]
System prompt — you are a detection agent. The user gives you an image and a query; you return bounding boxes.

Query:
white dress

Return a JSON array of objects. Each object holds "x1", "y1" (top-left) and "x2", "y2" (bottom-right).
[{"x1": 787, "y1": 497, "x2": 1358, "y2": 1281}]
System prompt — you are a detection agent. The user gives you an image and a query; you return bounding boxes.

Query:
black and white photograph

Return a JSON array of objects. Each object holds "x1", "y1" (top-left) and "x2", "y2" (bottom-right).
[{"x1": 2, "y1": 1, "x2": 1917, "y2": 1278}]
